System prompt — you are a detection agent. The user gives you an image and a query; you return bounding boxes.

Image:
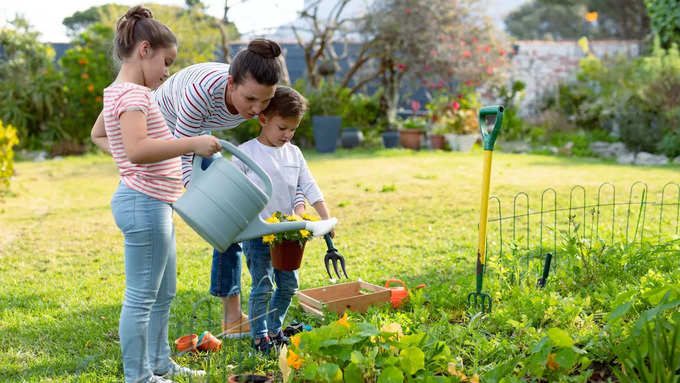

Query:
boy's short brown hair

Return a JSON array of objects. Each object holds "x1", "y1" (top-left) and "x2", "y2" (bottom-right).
[{"x1": 261, "y1": 86, "x2": 308, "y2": 119}]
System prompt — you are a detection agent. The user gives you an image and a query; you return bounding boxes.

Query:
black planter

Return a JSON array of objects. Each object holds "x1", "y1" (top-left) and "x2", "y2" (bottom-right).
[
  {"x1": 312, "y1": 115, "x2": 341, "y2": 153},
  {"x1": 341, "y1": 127, "x2": 364, "y2": 148},
  {"x1": 381, "y1": 131, "x2": 400, "y2": 148}
]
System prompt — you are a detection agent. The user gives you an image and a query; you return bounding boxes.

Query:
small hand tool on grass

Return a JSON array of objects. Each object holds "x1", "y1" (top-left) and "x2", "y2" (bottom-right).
[
  {"x1": 323, "y1": 233, "x2": 348, "y2": 279},
  {"x1": 467, "y1": 105, "x2": 504, "y2": 314},
  {"x1": 537, "y1": 252, "x2": 553, "y2": 289}
]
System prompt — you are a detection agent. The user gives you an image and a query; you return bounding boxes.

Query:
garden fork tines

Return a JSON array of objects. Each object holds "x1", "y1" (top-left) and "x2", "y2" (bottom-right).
[{"x1": 323, "y1": 234, "x2": 348, "y2": 279}]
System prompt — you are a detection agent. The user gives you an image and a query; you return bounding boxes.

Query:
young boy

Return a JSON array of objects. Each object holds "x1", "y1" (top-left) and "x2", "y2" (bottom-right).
[{"x1": 233, "y1": 86, "x2": 333, "y2": 354}]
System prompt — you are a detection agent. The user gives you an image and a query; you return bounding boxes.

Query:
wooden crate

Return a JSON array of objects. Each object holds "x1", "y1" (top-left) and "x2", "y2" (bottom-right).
[{"x1": 296, "y1": 281, "x2": 390, "y2": 317}]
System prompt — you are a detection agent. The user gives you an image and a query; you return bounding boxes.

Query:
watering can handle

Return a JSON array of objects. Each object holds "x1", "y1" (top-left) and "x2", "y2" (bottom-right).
[
  {"x1": 192, "y1": 139, "x2": 273, "y2": 198},
  {"x1": 385, "y1": 279, "x2": 406, "y2": 289},
  {"x1": 479, "y1": 106, "x2": 504, "y2": 151}
]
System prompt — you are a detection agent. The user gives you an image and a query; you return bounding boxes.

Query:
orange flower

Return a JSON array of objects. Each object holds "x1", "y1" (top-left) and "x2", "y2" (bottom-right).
[
  {"x1": 585, "y1": 12, "x2": 598, "y2": 22},
  {"x1": 81, "y1": 73, "x2": 89, "y2": 79},
  {"x1": 547, "y1": 353, "x2": 560, "y2": 371},
  {"x1": 336, "y1": 312, "x2": 349, "y2": 328},
  {"x1": 95, "y1": 96, "x2": 102, "y2": 103},
  {"x1": 87, "y1": 84, "x2": 95, "y2": 92},
  {"x1": 290, "y1": 334, "x2": 300, "y2": 348},
  {"x1": 286, "y1": 349, "x2": 303, "y2": 370},
  {"x1": 78, "y1": 58, "x2": 88, "y2": 65}
]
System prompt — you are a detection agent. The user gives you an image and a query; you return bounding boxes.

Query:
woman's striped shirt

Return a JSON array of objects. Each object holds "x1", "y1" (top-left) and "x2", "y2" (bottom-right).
[{"x1": 151, "y1": 62, "x2": 244, "y2": 187}]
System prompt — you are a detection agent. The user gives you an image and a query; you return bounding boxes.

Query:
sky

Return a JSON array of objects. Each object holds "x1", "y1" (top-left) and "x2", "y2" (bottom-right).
[{"x1": 0, "y1": 0, "x2": 526, "y2": 43}]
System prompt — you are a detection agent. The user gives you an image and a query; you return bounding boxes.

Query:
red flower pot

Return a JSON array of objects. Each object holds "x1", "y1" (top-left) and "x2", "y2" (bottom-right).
[
  {"x1": 399, "y1": 129, "x2": 424, "y2": 150},
  {"x1": 270, "y1": 240, "x2": 306, "y2": 271},
  {"x1": 429, "y1": 134, "x2": 446, "y2": 150}
]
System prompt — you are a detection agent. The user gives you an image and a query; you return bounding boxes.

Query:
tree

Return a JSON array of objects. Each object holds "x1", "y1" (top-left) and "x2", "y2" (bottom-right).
[
  {"x1": 505, "y1": 0, "x2": 650, "y2": 41},
  {"x1": 646, "y1": 0, "x2": 680, "y2": 49},
  {"x1": 0, "y1": 17, "x2": 66, "y2": 149},
  {"x1": 361, "y1": 0, "x2": 509, "y2": 123},
  {"x1": 291, "y1": 0, "x2": 373, "y2": 90},
  {"x1": 62, "y1": 3, "x2": 237, "y2": 69}
]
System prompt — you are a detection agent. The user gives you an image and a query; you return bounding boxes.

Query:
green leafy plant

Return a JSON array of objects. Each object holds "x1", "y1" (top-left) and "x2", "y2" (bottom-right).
[
  {"x1": 399, "y1": 117, "x2": 429, "y2": 132},
  {"x1": 611, "y1": 294, "x2": 680, "y2": 383},
  {"x1": 514, "y1": 328, "x2": 591, "y2": 381},
  {"x1": 58, "y1": 23, "x2": 115, "y2": 150},
  {"x1": 0, "y1": 119, "x2": 19, "y2": 192},
  {"x1": 281, "y1": 314, "x2": 463, "y2": 382}
]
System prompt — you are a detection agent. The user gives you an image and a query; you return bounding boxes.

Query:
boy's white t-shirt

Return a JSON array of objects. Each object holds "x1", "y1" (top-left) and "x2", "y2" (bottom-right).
[{"x1": 233, "y1": 138, "x2": 324, "y2": 219}]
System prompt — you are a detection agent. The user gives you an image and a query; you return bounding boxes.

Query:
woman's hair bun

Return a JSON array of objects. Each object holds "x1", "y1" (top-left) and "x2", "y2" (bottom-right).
[
  {"x1": 247, "y1": 39, "x2": 281, "y2": 59},
  {"x1": 125, "y1": 5, "x2": 153, "y2": 20}
]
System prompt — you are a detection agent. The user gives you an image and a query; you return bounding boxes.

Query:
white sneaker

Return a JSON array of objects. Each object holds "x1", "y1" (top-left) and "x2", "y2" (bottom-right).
[
  {"x1": 148, "y1": 376, "x2": 174, "y2": 383},
  {"x1": 156, "y1": 360, "x2": 206, "y2": 378}
]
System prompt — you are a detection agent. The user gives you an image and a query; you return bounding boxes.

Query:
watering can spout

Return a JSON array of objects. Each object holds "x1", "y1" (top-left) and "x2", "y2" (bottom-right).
[{"x1": 233, "y1": 217, "x2": 338, "y2": 243}]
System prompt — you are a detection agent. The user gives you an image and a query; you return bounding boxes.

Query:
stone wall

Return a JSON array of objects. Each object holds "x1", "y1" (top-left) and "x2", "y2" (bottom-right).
[{"x1": 509, "y1": 40, "x2": 640, "y2": 116}]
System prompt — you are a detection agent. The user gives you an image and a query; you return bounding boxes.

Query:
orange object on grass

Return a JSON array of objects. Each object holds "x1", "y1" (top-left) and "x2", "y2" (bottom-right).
[
  {"x1": 385, "y1": 280, "x2": 426, "y2": 308},
  {"x1": 197, "y1": 331, "x2": 222, "y2": 352},
  {"x1": 174, "y1": 334, "x2": 198, "y2": 353},
  {"x1": 585, "y1": 12, "x2": 598, "y2": 22}
]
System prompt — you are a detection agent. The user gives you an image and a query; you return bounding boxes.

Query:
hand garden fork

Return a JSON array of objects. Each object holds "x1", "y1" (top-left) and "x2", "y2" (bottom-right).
[
  {"x1": 467, "y1": 105, "x2": 504, "y2": 314},
  {"x1": 323, "y1": 233, "x2": 349, "y2": 279}
]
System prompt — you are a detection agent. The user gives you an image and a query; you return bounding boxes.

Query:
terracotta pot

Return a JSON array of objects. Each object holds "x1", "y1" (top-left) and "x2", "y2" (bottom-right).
[
  {"x1": 174, "y1": 334, "x2": 198, "y2": 353},
  {"x1": 429, "y1": 134, "x2": 446, "y2": 150},
  {"x1": 399, "y1": 129, "x2": 424, "y2": 150},
  {"x1": 270, "y1": 240, "x2": 306, "y2": 271},
  {"x1": 228, "y1": 375, "x2": 272, "y2": 383},
  {"x1": 197, "y1": 331, "x2": 222, "y2": 352}
]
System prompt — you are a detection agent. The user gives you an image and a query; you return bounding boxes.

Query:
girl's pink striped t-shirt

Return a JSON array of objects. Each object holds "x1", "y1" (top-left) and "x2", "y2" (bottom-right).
[{"x1": 103, "y1": 82, "x2": 182, "y2": 203}]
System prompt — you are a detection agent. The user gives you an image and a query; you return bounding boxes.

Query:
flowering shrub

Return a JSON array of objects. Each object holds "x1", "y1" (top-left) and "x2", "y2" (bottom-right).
[
  {"x1": 279, "y1": 313, "x2": 467, "y2": 382},
  {"x1": 0, "y1": 120, "x2": 19, "y2": 192},
  {"x1": 427, "y1": 88, "x2": 481, "y2": 135},
  {"x1": 262, "y1": 212, "x2": 318, "y2": 246}
]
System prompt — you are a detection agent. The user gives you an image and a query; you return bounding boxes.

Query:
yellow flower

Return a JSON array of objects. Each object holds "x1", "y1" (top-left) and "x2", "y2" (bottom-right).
[
  {"x1": 447, "y1": 362, "x2": 467, "y2": 379},
  {"x1": 470, "y1": 374, "x2": 480, "y2": 383},
  {"x1": 547, "y1": 353, "x2": 560, "y2": 371},
  {"x1": 301, "y1": 213, "x2": 318, "y2": 221},
  {"x1": 336, "y1": 312, "x2": 350, "y2": 328},
  {"x1": 262, "y1": 234, "x2": 275, "y2": 244},
  {"x1": 290, "y1": 334, "x2": 301, "y2": 349},
  {"x1": 265, "y1": 216, "x2": 280, "y2": 223},
  {"x1": 286, "y1": 349, "x2": 303, "y2": 370},
  {"x1": 300, "y1": 229, "x2": 310, "y2": 238},
  {"x1": 287, "y1": 214, "x2": 302, "y2": 221}
]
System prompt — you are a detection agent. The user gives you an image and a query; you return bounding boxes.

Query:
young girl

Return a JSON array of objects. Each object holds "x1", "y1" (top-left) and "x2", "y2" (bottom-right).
[
  {"x1": 94, "y1": 6, "x2": 220, "y2": 382},
  {"x1": 92, "y1": 39, "x2": 288, "y2": 339},
  {"x1": 233, "y1": 86, "x2": 333, "y2": 354}
]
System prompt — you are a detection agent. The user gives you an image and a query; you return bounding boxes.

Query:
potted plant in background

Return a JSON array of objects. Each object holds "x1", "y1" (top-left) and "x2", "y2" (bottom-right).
[
  {"x1": 306, "y1": 79, "x2": 351, "y2": 153},
  {"x1": 262, "y1": 212, "x2": 318, "y2": 271},
  {"x1": 381, "y1": 123, "x2": 400, "y2": 148},
  {"x1": 340, "y1": 91, "x2": 382, "y2": 149},
  {"x1": 398, "y1": 117, "x2": 428, "y2": 150},
  {"x1": 426, "y1": 89, "x2": 481, "y2": 151}
]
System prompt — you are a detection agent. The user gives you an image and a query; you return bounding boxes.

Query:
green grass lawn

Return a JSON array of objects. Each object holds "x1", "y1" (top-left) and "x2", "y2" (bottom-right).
[{"x1": 1, "y1": 148, "x2": 679, "y2": 382}]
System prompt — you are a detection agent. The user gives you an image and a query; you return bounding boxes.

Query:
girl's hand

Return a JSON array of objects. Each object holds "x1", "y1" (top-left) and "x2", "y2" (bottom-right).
[{"x1": 192, "y1": 136, "x2": 221, "y2": 157}]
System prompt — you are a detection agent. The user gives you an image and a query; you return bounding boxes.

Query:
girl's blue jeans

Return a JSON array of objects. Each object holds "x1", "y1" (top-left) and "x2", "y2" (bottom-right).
[
  {"x1": 242, "y1": 238, "x2": 299, "y2": 339},
  {"x1": 111, "y1": 182, "x2": 176, "y2": 383}
]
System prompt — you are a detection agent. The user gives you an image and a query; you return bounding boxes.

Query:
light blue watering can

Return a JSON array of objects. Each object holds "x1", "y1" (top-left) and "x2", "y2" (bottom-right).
[{"x1": 173, "y1": 139, "x2": 337, "y2": 252}]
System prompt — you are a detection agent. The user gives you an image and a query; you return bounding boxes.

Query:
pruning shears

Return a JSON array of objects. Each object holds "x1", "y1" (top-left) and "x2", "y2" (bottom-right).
[{"x1": 467, "y1": 105, "x2": 504, "y2": 314}]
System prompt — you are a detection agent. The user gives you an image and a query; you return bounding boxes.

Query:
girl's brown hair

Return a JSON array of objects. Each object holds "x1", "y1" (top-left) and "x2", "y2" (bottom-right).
[
  {"x1": 230, "y1": 39, "x2": 282, "y2": 86},
  {"x1": 114, "y1": 5, "x2": 177, "y2": 60},
  {"x1": 261, "y1": 86, "x2": 308, "y2": 119}
]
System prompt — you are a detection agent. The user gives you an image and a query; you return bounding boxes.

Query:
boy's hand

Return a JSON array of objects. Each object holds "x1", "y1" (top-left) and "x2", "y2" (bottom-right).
[{"x1": 192, "y1": 136, "x2": 221, "y2": 157}]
